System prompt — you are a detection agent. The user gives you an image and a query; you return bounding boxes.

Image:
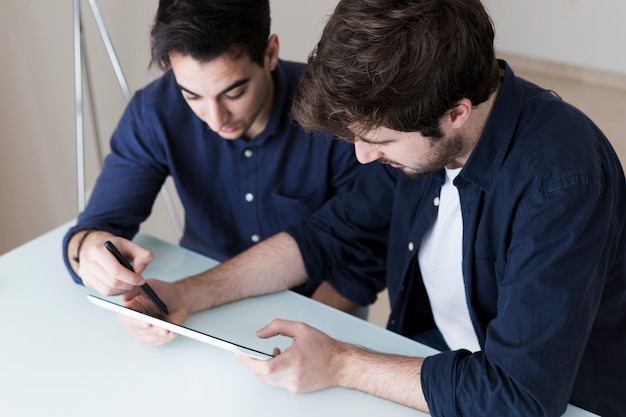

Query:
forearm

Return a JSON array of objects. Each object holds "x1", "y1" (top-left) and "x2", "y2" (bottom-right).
[
  {"x1": 337, "y1": 345, "x2": 429, "y2": 412},
  {"x1": 178, "y1": 232, "x2": 308, "y2": 314}
]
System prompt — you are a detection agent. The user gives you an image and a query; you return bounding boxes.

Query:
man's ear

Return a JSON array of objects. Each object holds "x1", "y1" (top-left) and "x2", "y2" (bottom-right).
[
  {"x1": 265, "y1": 34, "x2": 280, "y2": 71},
  {"x1": 448, "y1": 98, "x2": 472, "y2": 129}
]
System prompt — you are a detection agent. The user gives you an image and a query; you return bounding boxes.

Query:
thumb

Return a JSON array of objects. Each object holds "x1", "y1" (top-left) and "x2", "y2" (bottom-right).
[
  {"x1": 256, "y1": 318, "x2": 301, "y2": 339},
  {"x1": 130, "y1": 248, "x2": 153, "y2": 275}
]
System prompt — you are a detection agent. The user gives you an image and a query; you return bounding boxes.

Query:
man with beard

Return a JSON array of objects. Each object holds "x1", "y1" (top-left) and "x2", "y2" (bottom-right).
[{"x1": 118, "y1": 1, "x2": 626, "y2": 416}]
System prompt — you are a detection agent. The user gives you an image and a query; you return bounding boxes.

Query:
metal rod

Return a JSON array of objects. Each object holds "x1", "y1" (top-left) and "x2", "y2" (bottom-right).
[
  {"x1": 81, "y1": 28, "x2": 104, "y2": 169},
  {"x1": 74, "y1": 0, "x2": 184, "y2": 238},
  {"x1": 74, "y1": 0, "x2": 85, "y2": 213},
  {"x1": 87, "y1": 0, "x2": 131, "y2": 101}
]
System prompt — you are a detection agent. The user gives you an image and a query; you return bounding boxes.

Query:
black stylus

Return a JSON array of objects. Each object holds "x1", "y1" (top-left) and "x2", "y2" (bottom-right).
[{"x1": 104, "y1": 240, "x2": 169, "y2": 315}]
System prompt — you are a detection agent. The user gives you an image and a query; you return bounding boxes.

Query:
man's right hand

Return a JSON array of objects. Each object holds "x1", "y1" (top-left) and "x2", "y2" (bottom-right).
[
  {"x1": 118, "y1": 279, "x2": 188, "y2": 346},
  {"x1": 68, "y1": 230, "x2": 153, "y2": 296}
]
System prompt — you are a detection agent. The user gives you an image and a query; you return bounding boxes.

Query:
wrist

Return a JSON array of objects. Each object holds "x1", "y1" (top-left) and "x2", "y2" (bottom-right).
[
  {"x1": 332, "y1": 342, "x2": 363, "y2": 389},
  {"x1": 71, "y1": 229, "x2": 96, "y2": 264},
  {"x1": 176, "y1": 276, "x2": 207, "y2": 315},
  {"x1": 178, "y1": 265, "x2": 241, "y2": 314}
]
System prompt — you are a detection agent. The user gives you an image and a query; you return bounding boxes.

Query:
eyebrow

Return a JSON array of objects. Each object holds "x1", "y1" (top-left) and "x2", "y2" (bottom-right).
[
  {"x1": 357, "y1": 135, "x2": 394, "y2": 145},
  {"x1": 177, "y1": 78, "x2": 250, "y2": 97}
]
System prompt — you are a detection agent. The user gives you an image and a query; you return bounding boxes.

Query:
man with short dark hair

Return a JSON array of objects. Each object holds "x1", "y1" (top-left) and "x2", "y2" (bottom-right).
[{"x1": 62, "y1": 0, "x2": 385, "y2": 315}]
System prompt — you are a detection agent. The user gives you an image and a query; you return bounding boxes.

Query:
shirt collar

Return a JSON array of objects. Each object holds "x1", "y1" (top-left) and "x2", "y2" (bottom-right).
[
  {"x1": 248, "y1": 59, "x2": 290, "y2": 145},
  {"x1": 457, "y1": 60, "x2": 524, "y2": 191}
]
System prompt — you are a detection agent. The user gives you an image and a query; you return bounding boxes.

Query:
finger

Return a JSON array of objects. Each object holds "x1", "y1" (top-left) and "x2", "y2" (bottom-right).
[
  {"x1": 123, "y1": 243, "x2": 153, "y2": 275},
  {"x1": 129, "y1": 329, "x2": 177, "y2": 347},
  {"x1": 82, "y1": 268, "x2": 133, "y2": 296},
  {"x1": 104, "y1": 261, "x2": 146, "y2": 286},
  {"x1": 116, "y1": 312, "x2": 173, "y2": 338},
  {"x1": 117, "y1": 315, "x2": 176, "y2": 346},
  {"x1": 117, "y1": 313, "x2": 151, "y2": 330},
  {"x1": 234, "y1": 351, "x2": 295, "y2": 392},
  {"x1": 256, "y1": 319, "x2": 306, "y2": 339},
  {"x1": 234, "y1": 352, "x2": 273, "y2": 375},
  {"x1": 120, "y1": 286, "x2": 143, "y2": 303},
  {"x1": 98, "y1": 241, "x2": 147, "y2": 286}
]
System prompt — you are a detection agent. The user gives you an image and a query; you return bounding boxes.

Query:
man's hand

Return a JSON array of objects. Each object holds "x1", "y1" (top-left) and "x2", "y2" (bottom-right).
[
  {"x1": 235, "y1": 319, "x2": 350, "y2": 394},
  {"x1": 118, "y1": 279, "x2": 189, "y2": 346},
  {"x1": 69, "y1": 231, "x2": 152, "y2": 295},
  {"x1": 235, "y1": 319, "x2": 429, "y2": 412}
]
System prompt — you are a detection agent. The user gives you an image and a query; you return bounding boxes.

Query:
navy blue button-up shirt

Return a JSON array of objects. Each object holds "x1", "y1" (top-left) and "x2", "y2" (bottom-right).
[
  {"x1": 62, "y1": 59, "x2": 385, "y2": 305},
  {"x1": 288, "y1": 61, "x2": 626, "y2": 416}
]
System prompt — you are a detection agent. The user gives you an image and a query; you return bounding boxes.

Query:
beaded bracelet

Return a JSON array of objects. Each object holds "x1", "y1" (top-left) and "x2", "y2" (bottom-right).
[{"x1": 72, "y1": 229, "x2": 94, "y2": 264}]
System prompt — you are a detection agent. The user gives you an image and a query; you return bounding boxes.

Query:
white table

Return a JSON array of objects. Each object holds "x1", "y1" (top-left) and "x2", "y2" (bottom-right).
[{"x1": 0, "y1": 223, "x2": 598, "y2": 416}]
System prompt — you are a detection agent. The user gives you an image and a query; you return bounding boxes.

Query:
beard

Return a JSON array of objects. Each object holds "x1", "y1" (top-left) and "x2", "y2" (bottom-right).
[{"x1": 380, "y1": 134, "x2": 465, "y2": 180}]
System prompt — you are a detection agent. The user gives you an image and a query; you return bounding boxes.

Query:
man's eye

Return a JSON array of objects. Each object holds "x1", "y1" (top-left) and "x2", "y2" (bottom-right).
[
  {"x1": 225, "y1": 90, "x2": 245, "y2": 100},
  {"x1": 180, "y1": 91, "x2": 199, "y2": 101}
]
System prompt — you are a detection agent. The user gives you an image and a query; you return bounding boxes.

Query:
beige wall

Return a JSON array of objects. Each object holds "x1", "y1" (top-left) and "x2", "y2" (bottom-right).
[
  {"x1": 0, "y1": 0, "x2": 337, "y2": 254},
  {"x1": 1, "y1": 0, "x2": 625, "y2": 254},
  {"x1": 484, "y1": 0, "x2": 626, "y2": 76},
  {"x1": 0, "y1": 1, "x2": 158, "y2": 253}
]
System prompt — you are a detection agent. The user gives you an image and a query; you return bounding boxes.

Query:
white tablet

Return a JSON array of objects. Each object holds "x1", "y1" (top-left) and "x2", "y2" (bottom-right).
[{"x1": 88, "y1": 294, "x2": 273, "y2": 360}]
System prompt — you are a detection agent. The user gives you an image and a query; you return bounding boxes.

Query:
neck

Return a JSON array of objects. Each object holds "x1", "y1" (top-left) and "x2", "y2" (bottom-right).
[{"x1": 450, "y1": 82, "x2": 503, "y2": 168}]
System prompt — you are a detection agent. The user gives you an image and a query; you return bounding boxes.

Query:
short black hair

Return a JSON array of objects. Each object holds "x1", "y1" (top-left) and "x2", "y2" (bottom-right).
[{"x1": 150, "y1": 0, "x2": 271, "y2": 70}]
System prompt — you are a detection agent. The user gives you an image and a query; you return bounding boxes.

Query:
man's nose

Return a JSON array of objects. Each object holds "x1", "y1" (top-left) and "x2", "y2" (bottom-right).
[
  {"x1": 202, "y1": 100, "x2": 227, "y2": 131},
  {"x1": 354, "y1": 140, "x2": 383, "y2": 164}
]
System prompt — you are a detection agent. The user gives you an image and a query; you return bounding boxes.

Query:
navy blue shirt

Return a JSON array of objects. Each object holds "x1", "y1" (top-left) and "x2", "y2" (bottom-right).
[
  {"x1": 287, "y1": 61, "x2": 626, "y2": 417},
  {"x1": 62, "y1": 59, "x2": 385, "y2": 305}
]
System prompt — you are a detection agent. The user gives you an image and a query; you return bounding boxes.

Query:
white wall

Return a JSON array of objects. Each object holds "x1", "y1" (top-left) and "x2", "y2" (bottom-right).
[
  {"x1": 272, "y1": 0, "x2": 338, "y2": 61},
  {"x1": 1, "y1": 0, "x2": 624, "y2": 254},
  {"x1": 483, "y1": 0, "x2": 626, "y2": 76}
]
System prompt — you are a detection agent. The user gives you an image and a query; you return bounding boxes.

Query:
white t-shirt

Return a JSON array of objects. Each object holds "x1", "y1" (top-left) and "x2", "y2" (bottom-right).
[{"x1": 418, "y1": 167, "x2": 481, "y2": 352}]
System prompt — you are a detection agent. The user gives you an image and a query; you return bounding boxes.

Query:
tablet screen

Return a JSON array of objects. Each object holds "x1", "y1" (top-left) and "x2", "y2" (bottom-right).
[{"x1": 88, "y1": 294, "x2": 273, "y2": 360}]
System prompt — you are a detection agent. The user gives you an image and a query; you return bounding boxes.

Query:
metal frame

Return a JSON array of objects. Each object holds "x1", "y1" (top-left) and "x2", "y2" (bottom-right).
[{"x1": 73, "y1": 0, "x2": 183, "y2": 237}]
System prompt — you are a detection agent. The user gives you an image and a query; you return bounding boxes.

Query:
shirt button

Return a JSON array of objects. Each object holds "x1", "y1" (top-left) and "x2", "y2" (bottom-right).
[
  {"x1": 245, "y1": 193, "x2": 254, "y2": 202},
  {"x1": 251, "y1": 234, "x2": 260, "y2": 243},
  {"x1": 433, "y1": 197, "x2": 440, "y2": 207},
  {"x1": 244, "y1": 149, "x2": 253, "y2": 158},
  {"x1": 408, "y1": 242, "x2": 415, "y2": 251}
]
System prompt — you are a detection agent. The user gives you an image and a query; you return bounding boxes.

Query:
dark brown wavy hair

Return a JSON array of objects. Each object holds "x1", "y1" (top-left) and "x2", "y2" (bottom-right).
[{"x1": 292, "y1": 0, "x2": 500, "y2": 140}]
